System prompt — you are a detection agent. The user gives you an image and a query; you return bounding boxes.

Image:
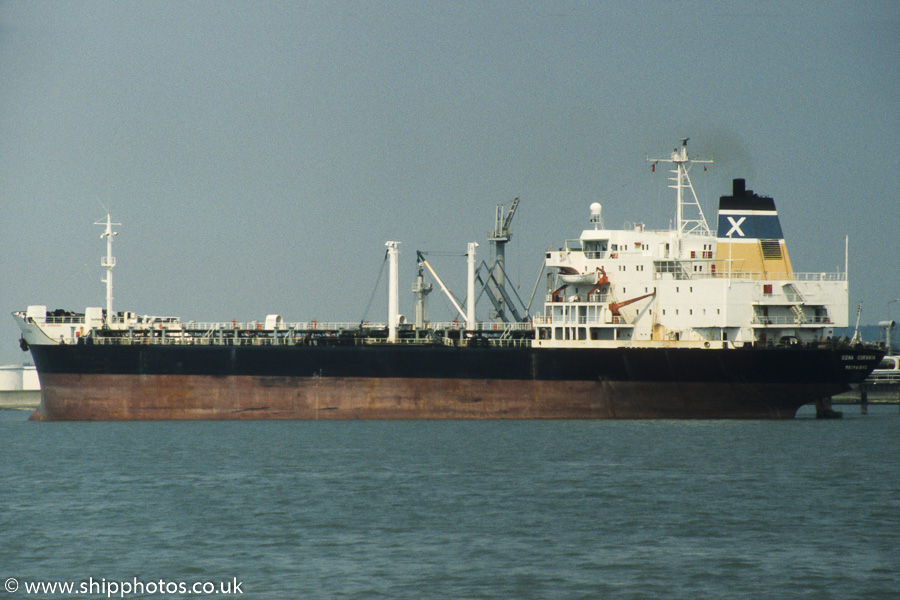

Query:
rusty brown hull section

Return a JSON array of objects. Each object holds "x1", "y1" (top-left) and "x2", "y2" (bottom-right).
[
  {"x1": 27, "y1": 342, "x2": 884, "y2": 420},
  {"x1": 30, "y1": 372, "x2": 838, "y2": 420}
]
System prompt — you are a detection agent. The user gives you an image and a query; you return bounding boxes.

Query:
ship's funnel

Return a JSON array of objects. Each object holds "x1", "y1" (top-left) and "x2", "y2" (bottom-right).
[
  {"x1": 715, "y1": 178, "x2": 792, "y2": 278},
  {"x1": 717, "y1": 179, "x2": 782, "y2": 240}
]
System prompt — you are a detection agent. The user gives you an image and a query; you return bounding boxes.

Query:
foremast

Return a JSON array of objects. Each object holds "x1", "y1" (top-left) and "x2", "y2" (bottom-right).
[{"x1": 95, "y1": 214, "x2": 120, "y2": 326}]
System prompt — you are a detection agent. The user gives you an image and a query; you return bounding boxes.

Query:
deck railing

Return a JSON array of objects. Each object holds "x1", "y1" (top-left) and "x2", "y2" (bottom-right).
[
  {"x1": 867, "y1": 371, "x2": 900, "y2": 384},
  {"x1": 655, "y1": 270, "x2": 847, "y2": 282},
  {"x1": 84, "y1": 331, "x2": 533, "y2": 348},
  {"x1": 66, "y1": 319, "x2": 535, "y2": 348},
  {"x1": 751, "y1": 316, "x2": 834, "y2": 325}
]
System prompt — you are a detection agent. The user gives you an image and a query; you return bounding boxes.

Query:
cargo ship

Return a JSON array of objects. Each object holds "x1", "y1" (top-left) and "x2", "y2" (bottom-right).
[{"x1": 14, "y1": 141, "x2": 884, "y2": 420}]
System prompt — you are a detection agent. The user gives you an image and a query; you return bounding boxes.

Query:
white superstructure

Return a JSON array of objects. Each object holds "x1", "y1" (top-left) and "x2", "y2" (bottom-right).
[{"x1": 534, "y1": 140, "x2": 848, "y2": 348}]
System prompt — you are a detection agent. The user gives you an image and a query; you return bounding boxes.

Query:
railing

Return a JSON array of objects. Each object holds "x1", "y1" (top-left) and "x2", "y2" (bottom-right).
[
  {"x1": 42, "y1": 316, "x2": 85, "y2": 324},
  {"x1": 85, "y1": 331, "x2": 534, "y2": 348},
  {"x1": 655, "y1": 270, "x2": 847, "y2": 282},
  {"x1": 549, "y1": 249, "x2": 847, "y2": 283},
  {"x1": 867, "y1": 371, "x2": 900, "y2": 384},
  {"x1": 751, "y1": 316, "x2": 834, "y2": 325},
  {"x1": 169, "y1": 320, "x2": 366, "y2": 332},
  {"x1": 532, "y1": 314, "x2": 631, "y2": 327},
  {"x1": 38, "y1": 314, "x2": 181, "y2": 325},
  {"x1": 58, "y1": 318, "x2": 535, "y2": 347},
  {"x1": 169, "y1": 320, "x2": 533, "y2": 333}
]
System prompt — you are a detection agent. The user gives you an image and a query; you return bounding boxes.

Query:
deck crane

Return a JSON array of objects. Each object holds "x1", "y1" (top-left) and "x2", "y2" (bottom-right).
[
  {"x1": 485, "y1": 197, "x2": 525, "y2": 322},
  {"x1": 609, "y1": 291, "x2": 656, "y2": 318}
]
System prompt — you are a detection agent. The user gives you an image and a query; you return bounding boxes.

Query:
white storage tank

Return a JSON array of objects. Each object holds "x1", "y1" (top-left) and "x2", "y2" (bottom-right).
[{"x1": 0, "y1": 365, "x2": 22, "y2": 390}]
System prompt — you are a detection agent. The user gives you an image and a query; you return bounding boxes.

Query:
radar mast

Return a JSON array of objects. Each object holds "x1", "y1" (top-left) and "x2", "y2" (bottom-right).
[{"x1": 648, "y1": 139, "x2": 712, "y2": 237}]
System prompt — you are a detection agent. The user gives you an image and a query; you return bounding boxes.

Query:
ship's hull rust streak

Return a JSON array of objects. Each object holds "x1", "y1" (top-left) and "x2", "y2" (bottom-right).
[
  {"x1": 27, "y1": 344, "x2": 877, "y2": 420},
  {"x1": 31, "y1": 373, "x2": 849, "y2": 421}
]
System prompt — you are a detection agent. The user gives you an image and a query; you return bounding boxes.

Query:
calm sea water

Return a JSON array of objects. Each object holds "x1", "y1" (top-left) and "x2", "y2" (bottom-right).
[{"x1": 1, "y1": 405, "x2": 898, "y2": 600}]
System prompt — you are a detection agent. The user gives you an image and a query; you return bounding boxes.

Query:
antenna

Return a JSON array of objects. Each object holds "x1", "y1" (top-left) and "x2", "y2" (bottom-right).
[
  {"x1": 95, "y1": 214, "x2": 121, "y2": 326},
  {"x1": 648, "y1": 139, "x2": 712, "y2": 237}
]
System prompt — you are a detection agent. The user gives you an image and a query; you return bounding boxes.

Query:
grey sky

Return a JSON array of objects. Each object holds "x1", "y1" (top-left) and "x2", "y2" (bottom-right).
[{"x1": 1, "y1": 1, "x2": 898, "y2": 365}]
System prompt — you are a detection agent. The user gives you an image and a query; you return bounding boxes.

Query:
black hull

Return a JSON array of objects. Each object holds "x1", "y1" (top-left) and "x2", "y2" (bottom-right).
[{"x1": 27, "y1": 343, "x2": 883, "y2": 420}]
